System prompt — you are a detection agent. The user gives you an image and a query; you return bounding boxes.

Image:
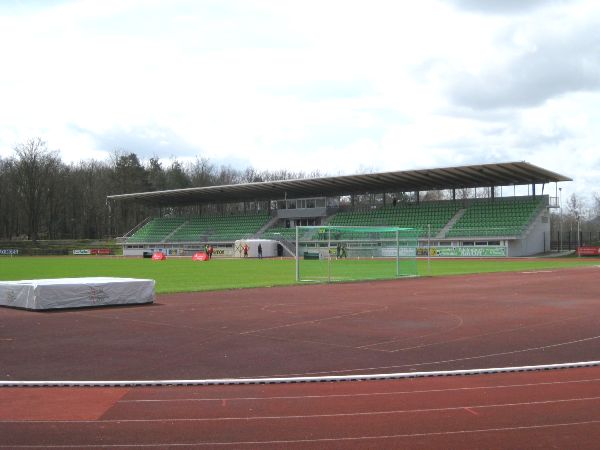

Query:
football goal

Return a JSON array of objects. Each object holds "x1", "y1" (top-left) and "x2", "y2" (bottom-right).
[{"x1": 295, "y1": 225, "x2": 419, "y2": 283}]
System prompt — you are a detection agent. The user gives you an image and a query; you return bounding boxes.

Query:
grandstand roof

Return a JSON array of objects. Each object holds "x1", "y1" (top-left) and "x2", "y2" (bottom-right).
[{"x1": 107, "y1": 161, "x2": 571, "y2": 206}]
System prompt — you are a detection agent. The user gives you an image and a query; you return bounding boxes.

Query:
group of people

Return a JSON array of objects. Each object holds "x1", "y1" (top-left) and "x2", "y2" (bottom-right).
[
  {"x1": 336, "y1": 242, "x2": 347, "y2": 259},
  {"x1": 201, "y1": 242, "x2": 265, "y2": 259},
  {"x1": 241, "y1": 242, "x2": 262, "y2": 259}
]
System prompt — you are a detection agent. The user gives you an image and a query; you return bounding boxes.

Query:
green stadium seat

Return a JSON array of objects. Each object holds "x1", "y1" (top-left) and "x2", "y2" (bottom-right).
[
  {"x1": 128, "y1": 213, "x2": 270, "y2": 243},
  {"x1": 446, "y1": 196, "x2": 545, "y2": 238}
]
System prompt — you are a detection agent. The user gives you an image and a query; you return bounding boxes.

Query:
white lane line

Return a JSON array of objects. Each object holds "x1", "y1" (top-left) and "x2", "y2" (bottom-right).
[
  {"x1": 267, "y1": 334, "x2": 600, "y2": 377},
  {"x1": 3, "y1": 418, "x2": 600, "y2": 447},
  {"x1": 6, "y1": 419, "x2": 600, "y2": 448},
  {"x1": 359, "y1": 307, "x2": 464, "y2": 350},
  {"x1": 239, "y1": 306, "x2": 389, "y2": 335},
  {"x1": 120, "y1": 377, "x2": 600, "y2": 403},
  {"x1": 3, "y1": 395, "x2": 600, "y2": 423},
  {"x1": 384, "y1": 313, "x2": 588, "y2": 354}
]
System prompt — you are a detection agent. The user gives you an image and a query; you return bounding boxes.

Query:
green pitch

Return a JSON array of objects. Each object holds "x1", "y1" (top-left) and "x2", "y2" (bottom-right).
[{"x1": 0, "y1": 256, "x2": 598, "y2": 294}]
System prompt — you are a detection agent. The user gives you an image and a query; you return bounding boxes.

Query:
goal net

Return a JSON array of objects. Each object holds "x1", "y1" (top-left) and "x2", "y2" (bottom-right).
[{"x1": 295, "y1": 225, "x2": 419, "y2": 283}]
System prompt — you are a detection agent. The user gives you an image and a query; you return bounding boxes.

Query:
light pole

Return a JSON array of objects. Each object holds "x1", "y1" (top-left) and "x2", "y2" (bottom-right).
[
  {"x1": 576, "y1": 213, "x2": 581, "y2": 255},
  {"x1": 559, "y1": 187, "x2": 562, "y2": 252}
]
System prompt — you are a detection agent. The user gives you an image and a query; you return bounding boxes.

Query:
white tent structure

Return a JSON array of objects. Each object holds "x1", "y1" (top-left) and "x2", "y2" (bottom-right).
[{"x1": 233, "y1": 239, "x2": 278, "y2": 258}]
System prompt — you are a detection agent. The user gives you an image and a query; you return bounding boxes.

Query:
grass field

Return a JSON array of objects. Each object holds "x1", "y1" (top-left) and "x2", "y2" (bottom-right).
[{"x1": 1, "y1": 256, "x2": 599, "y2": 293}]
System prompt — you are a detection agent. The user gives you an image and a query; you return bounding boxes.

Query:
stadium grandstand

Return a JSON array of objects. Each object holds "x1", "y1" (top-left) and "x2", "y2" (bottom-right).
[{"x1": 107, "y1": 161, "x2": 570, "y2": 258}]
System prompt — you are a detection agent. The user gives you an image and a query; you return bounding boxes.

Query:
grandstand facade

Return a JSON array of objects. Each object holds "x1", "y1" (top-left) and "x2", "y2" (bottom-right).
[{"x1": 109, "y1": 162, "x2": 569, "y2": 258}]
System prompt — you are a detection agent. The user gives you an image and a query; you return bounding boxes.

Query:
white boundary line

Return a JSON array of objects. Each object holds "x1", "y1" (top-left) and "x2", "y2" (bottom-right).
[{"x1": 2, "y1": 361, "x2": 599, "y2": 387}]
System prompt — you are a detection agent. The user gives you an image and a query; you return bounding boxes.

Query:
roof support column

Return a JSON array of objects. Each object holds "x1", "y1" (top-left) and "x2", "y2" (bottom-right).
[
  {"x1": 532, "y1": 184, "x2": 536, "y2": 197},
  {"x1": 414, "y1": 191, "x2": 420, "y2": 204},
  {"x1": 452, "y1": 189, "x2": 456, "y2": 201}
]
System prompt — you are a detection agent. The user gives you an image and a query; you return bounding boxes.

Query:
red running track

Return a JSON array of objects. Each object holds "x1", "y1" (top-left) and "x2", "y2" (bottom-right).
[
  {"x1": 1, "y1": 267, "x2": 600, "y2": 381},
  {"x1": 1, "y1": 367, "x2": 600, "y2": 449},
  {"x1": 1, "y1": 266, "x2": 600, "y2": 448}
]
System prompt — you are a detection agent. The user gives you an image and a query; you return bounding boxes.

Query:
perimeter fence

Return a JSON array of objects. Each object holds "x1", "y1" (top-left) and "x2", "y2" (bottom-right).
[{"x1": 551, "y1": 231, "x2": 600, "y2": 250}]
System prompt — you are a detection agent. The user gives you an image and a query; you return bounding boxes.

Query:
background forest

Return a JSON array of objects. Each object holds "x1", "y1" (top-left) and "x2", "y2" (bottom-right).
[
  {"x1": 0, "y1": 138, "x2": 316, "y2": 241},
  {"x1": 1, "y1": 138, "x2": 599, "y2": 243}
]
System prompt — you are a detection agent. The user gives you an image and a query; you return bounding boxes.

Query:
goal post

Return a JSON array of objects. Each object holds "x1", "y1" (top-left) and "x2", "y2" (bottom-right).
[{"x1": 295, "y1": 225, "x2": 419, "y2": 283}]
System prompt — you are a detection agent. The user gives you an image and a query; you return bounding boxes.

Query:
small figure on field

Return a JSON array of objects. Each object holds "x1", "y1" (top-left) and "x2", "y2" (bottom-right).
[
  {"x1": 340, "y1": 244, "x2": 347, "y2": 259},
  {"x1": 243, "y1": 243, "x2": 249, "y2": 258},
  {"x1": 258, "y1": 243, "x2": 263, "y2": 259},
  {"x1": 208, "y1": 245, "x2": 214, "y2": 259}
]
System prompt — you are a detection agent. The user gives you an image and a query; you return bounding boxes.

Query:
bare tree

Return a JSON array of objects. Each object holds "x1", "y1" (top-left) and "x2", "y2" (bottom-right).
[
  {"x1": 422, "y1": 190, "x2": 446, "y2": 201},
  {"x1": 592, "y1": 192, "x2": 600, "y2": 220},
  {"x1": 455, "y1": 187, "x2": 473, "y2": 200},
  {"x1": 0, "y1": 157, "x2": 19, "y2": 238},
  {"x1": 566, "y1": 193, "x2": 586, "y2": 221},
  {"x1": 188, "y1": 157, "x2": 215, "y2": 187},
  {"x1": 12, "y1": 138, "x2": 60, "y2": 242}
]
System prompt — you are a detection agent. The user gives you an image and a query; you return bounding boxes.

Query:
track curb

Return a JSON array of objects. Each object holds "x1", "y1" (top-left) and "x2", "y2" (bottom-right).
[{"x1": 2, "y1": 361, "x2": 599, "y2": 387}]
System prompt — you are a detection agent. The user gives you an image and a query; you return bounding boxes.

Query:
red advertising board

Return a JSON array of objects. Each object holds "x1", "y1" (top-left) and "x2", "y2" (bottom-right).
[
  {"x1": 576, "y1": 246, "x2": 600, "y2": 256},
  {"x1": 73, "y1": 249, "x2": 111, "y2": 255},
  {"x1": 152, "y1": 252, "x2": 167, "y2": 260},
  {"x1": 192, "y1": 252, "x2": 209, "y2": 261},
  {"x1": 91, "y1": 248, "x2": 111, "y2": 255}
]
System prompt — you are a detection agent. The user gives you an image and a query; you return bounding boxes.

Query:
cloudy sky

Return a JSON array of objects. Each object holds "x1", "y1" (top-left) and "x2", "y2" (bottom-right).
[{"x1": 1, "y1": 0, "x2": 598, "y2": 200}]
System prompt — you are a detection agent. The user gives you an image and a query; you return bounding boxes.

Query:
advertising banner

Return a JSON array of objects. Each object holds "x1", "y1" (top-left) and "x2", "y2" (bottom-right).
[
  {"x1": 74, "y1": 249, "x2": 112, "y2": 255},
  {"x1": 211, "y1": 247, "x2": 229, "y2": 257},
  {"x1": 152, "y1": 252, "x2": 167, "y2": 260},
  {"x1": 577, "y1": 246, "x2": 600, "y2": 256},
  {"x1": 91, "y1": 248, "x2": 111, "y2": 255},
  {"x1": 417, "y1": 246, "x2": 507, "y2": 257},
  {"x1": 192, "y1": 252, "x2": 209, "y2": 261},
  {"x1": 0, "y1": 249, "x2": 19, "y2": 255},
  {"x1": 381, "y1": 247, "x2": 416, "y2": 257}
]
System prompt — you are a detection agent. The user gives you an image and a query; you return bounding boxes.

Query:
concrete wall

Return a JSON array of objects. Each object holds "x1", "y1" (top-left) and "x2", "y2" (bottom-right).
[
  {"x1": 507, "y1": 209, "x2": 551, "y2": 256},
  {"x1": 123, "y1": 248, "x2": 145, "y2": 257},
  {"x1": 277, "y1": 207, "x2": 328, "y2": 219}
]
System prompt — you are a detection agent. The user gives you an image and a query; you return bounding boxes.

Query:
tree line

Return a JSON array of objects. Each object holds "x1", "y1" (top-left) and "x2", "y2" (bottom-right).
[
  {"x1": 1, "y1": 138, "x2": 599, "y2": 243},
  {"x1": 0, "y1": 138, "x2": 314, "y2": 241}
]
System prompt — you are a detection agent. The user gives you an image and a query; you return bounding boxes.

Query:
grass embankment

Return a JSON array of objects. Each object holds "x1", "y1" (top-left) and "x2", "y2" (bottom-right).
[{"x1": 0, "y1": 256, "x2": 598, "y2": 294}]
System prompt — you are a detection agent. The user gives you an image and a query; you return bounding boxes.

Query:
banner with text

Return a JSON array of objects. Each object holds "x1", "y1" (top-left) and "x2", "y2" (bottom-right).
[
  {"x1": 417, "y1": 246, "x2": 507, "y2": 257},
  {"x1": 577, "y1": 246, "x2": 600, "y2": 256}
]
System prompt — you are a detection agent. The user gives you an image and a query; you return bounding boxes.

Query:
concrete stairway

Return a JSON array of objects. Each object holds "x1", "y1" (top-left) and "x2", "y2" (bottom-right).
[{"x1": 436, "y1": 208, "x2": 466, "y2": 239}]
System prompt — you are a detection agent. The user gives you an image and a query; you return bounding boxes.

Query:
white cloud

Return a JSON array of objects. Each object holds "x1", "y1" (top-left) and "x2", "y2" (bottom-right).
[
  {"x1": 444, "y1": 15, "x2": 600, "y2": 109},
  {"x1": 0, "y1": 0, "x2": 599, "y2": 203},
  {"x1": 447, "y1": 0, "x2": 566, "y2": 14}
]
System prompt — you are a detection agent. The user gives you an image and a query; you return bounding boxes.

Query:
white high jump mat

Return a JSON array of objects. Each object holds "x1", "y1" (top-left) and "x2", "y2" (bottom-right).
[{"x1": 0, "y1": 277, "x2": 155, "y2": 310}]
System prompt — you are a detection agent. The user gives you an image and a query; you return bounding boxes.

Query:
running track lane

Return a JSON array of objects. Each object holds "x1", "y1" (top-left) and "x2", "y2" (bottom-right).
[
  {"x1": 1, "y1": 367, "x2": 600, "y2": 449},
  {"x1": 3, "y1": 267, "x2": 600, "y2": 381}
]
